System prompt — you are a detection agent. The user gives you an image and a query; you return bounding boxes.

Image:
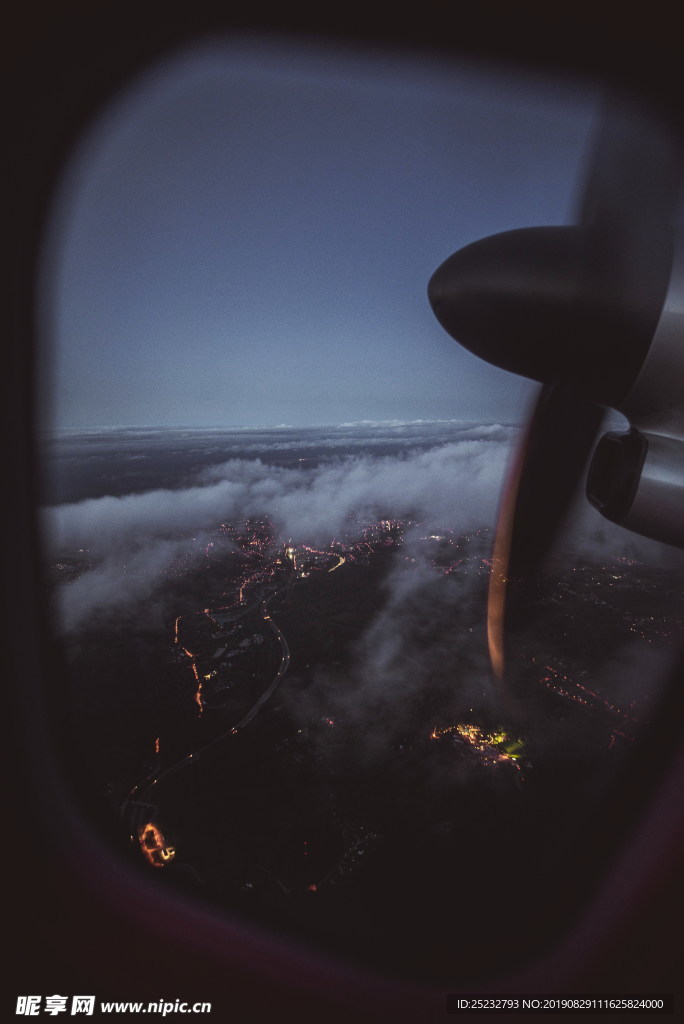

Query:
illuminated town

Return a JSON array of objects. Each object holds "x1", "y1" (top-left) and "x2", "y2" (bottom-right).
[{"x1": 51, "y1": 504, "x2": 683, "y2": 976}]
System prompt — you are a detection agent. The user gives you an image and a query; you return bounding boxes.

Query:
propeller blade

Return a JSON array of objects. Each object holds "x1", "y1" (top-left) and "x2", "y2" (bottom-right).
[
  {"x1": 506, "y1": 384, "x2": 605, "y2": 582},
  {"x1": 428, "y1": 95, "x2": 683, "y2": 677},
  {"x1": 487, "y1": 384, "x2": 605, "y2": 677}
]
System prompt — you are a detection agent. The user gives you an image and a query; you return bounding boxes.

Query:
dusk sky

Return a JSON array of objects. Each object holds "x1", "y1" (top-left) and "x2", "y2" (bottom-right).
[{"x1": 40, "y1": 34, "x2": 600, "y2": 430}]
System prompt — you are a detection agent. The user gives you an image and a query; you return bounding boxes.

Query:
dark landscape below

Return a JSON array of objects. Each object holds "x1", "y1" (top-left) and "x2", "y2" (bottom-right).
[{"x1": 43, "y1": 424, "x2": 684, "y2": 982}]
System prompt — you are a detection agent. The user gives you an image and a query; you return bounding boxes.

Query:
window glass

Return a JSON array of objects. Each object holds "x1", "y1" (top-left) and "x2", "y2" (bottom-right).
[{"x1": 38, "y1": 37, "x2": 684, "y2": 978}]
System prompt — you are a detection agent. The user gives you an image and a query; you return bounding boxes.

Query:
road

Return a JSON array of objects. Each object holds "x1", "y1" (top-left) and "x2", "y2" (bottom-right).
[{"x1": 121, "y1": 567, "x2": 293, "y2": 839}]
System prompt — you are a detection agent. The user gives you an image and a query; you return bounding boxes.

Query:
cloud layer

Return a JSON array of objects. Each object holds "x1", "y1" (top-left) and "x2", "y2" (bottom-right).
[
  {"x1": 42, "y1": 422, "x2": 682, "y2": 632},
  {"x1": 42, "y1": 428, "x2": 516, "y2": 630}
]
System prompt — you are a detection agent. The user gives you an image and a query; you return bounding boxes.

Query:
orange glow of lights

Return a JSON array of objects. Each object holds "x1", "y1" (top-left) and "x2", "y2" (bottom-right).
[
  {"x1": 139, "y1": 823, "x2": 176, "y2": 868},
  {"x1": 154, "y1": 737, "x2": 160, "y2": 754},
  {"x1": 431, "y1": 722, "x2": 522, "y2": 766},
  {"x1": 189, "y1": 662, "x2": 203, "y2": 714}
]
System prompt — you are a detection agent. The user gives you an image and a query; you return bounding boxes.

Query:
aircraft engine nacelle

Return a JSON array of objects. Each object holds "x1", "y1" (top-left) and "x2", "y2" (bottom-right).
[
  {"x1": 587, "y1": 230, "x2": 684, "y2": 548},
  {"x1": 588, "y1": 430, "x2": 684, "y2": 548}
]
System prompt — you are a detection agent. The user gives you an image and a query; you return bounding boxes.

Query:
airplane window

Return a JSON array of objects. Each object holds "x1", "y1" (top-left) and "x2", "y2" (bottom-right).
[{"x1": 36, "y1": 36, "x2": 684, "y2": 981}]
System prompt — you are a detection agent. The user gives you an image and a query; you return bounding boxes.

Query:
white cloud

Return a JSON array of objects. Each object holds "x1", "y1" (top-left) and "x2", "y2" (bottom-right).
[
  {"x1": 42, "y1": 422, "x2": 683, "y2": 633},
  {"x1": 42, "y1": 431, "x2": 519, "y2": 631}
]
